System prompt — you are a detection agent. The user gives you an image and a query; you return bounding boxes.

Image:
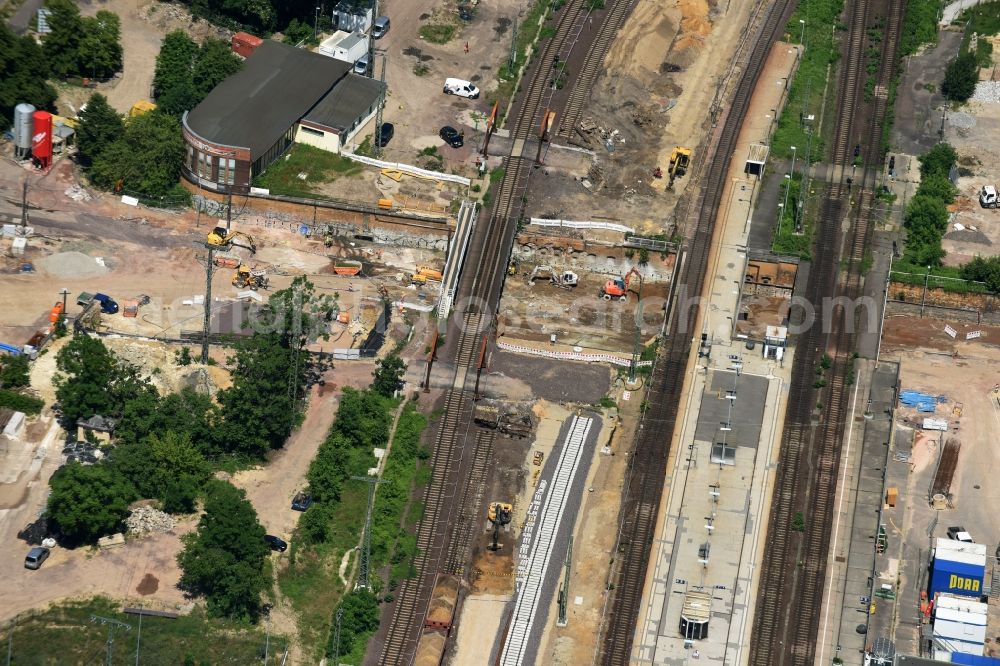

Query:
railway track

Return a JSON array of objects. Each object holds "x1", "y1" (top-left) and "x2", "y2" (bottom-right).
[
  {"x1": 595, "y1": 2, "x2": 796, "y2": 664},
  {"x1": 378, "y1": 1, "x2": 616, "y2": 662},
  {"x1": 748, "y1": 0, "x2": 904, "y2": 662}
]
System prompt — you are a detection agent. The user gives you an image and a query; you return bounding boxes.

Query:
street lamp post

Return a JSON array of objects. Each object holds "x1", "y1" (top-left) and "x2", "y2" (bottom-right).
[
  {"x1": 799, "y1": 19, "x2": 806, "y2": 46},
  {"x1": 314, "y1": 5, "x2": 321, "y2": 39},
  {"x1": 920, "y1": 265, "x2": 931, "y2": 317}
]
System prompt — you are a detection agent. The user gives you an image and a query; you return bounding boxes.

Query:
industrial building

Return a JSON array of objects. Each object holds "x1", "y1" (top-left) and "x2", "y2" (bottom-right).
[
  {"x1": 182, "y1": 40, "x2": 384, "y2": 193},
  {"x1": 931, "y1": 594, "x2": 988, "y2": 659},
  {"x1": 929, "y1": 539, "x2": 987, "y2": 599}
]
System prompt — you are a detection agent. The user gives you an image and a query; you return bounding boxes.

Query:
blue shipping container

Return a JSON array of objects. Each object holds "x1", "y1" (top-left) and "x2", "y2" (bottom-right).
[
  {"x1": 951, "y1": 653, "x2": 1000, "y2": 665},
  {"x1": 930, "y1": 557, "x2": 985, "y2": 597}
]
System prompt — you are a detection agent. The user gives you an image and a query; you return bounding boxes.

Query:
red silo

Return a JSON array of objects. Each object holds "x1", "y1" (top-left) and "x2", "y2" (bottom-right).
[{"x1": 32, "y1": 110, "x2": 53, "y2": 167}]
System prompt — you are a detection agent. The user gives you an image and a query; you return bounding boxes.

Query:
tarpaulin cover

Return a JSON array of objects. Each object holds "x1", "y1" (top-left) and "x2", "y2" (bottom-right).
[{"x1": 900, "y1": 390, "x2": 938, "y2": 412}]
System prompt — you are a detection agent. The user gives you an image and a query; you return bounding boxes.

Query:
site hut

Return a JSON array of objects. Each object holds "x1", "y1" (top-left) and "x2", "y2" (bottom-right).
[
  {"x1": 77, "y1": 415, "x2": 116, "y2": 444},
  {"x1": 181, "y1": 40, "x2": 385, "y2": 193}
]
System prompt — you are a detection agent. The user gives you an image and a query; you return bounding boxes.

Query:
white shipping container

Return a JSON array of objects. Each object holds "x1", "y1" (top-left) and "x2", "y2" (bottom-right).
[{"x1": 922, "y1": 417, "x2": 948, "y2": 431}]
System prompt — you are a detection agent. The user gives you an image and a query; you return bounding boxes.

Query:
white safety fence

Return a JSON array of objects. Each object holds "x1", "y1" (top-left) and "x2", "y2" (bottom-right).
[
  {"x1": 497, "y1": 340, "x2": 652, "y2": 367},
  {"x1": 500, "y1": 416, "x2": 593, "y2": 666},
  {"x1": 341, "y1": 152, "x2": 472, "y2": 186},
  {"x1": 529, "y1": 218, "x2": 634, "y2": 234}
]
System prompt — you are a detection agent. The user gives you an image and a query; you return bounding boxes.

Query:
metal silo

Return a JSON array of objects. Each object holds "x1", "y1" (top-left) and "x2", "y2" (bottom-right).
[{"x1": 13, "y1": 104, "x2": 35, "y2": 157}]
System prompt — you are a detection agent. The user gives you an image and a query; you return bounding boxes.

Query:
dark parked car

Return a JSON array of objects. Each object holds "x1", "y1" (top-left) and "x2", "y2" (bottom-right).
[
  {"x1": 291, "y1": 492, "x2": 313, "y2": 512},
  {"x1": 439, "y1": 126, "x2": 464, "y2": 148},
  {"x1": 264, "y1": 535, "x2": 288, "y2": 552},
  {"x1": 458, "y1": 4, "x2": 473, "y2": 21},
  {"x1": 376, "y1": 122, "x2": 394, "y2": 148}
]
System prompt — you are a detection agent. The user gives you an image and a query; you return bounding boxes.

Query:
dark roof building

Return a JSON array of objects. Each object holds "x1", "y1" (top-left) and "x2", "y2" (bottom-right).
[{"x1": 182, "y1": 40, "x2": 383, "y2": 193}]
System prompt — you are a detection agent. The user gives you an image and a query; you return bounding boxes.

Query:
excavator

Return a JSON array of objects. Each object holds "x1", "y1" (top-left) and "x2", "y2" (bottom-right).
[
  {"x1": 667, "y1": 146, "x2": 693, "y2": 189},
  {"x1": 232, "y1": 265, "x2": 268, "y2": 290},
  {"x1": 602, "y1": 266, "x2": 641, "y2": 302},
  {"x1": 527, "y1": 265, "x2": 579, "y2": 288},
  {"x1": 508, "y1": 257, "x2": 519, "y2": 276},
  {"x1": 207, "y1": 226, "x2": 257, "y2": 254},
  {"x1": 410, "y1": 265, "x2": 443, "y2": 285},
  {"x1": 487, "y1": 502, "x2": 513, "y2": 552}
]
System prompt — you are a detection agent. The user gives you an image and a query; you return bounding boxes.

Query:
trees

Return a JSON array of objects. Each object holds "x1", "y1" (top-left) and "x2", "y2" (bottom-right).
[
  {"x1": 0, "y1": 355, "x2": 30, "y2": 388},
  {"x1": 115, "y1": 387, "x2": 216, "y2": 452},
  {"x1": 0, "y1": 24, "x2": 58, "y2": 120},
  {"x1": 88, "y1": 110, "x2": 186, "y2": 199},
  {"x1": 327, "y1": 591, "x2": 380, "y2": 657},
  {"x1": 942, "y1": 50, "x2": 979, "y2": 103},
  {"x1": 78, "y1": 11, "x2": 124, "y2": 80},
  {"x1": 42, "y1": 0, "x2": 122, "y2": 79},
  {"x1": 903, "y1": 194, "x2": 950, "y2": 266},
  {"x1": 372, "y1": 355, "x2": 406, "y2": 398},
  {"x1": 178, "y1": 481, "x2": 269, "y2": 620},
  {"x1": 75, "y1": 93, "x2": 124, "y2": 165},
  {"x1": 961, "y1": 256, "x2": 1000, "y2": 293},
  {"x1": 111, "y1": 431, "x2": 211, "y2": 513},
  {"x1": 153, "y1": 32, "x2": 242, "y2": 116},
  {"x1": 916, "y1": 174, "x2": 957, "y2": 204},
  {"x1": 47, "y1": 462, "x2": 135, "y2": 545},
  {"x1": 54, "y1": 334, "x2": 154, "y2": 422},
  {"x1": 918, "y1": 143, "x2": 958, "y2": 180}
]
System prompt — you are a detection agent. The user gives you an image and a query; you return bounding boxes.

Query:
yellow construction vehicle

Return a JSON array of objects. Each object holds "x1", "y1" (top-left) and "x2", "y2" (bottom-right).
[
  {"x1": 667, "y1": 146, "x2": 693, "y2": 188},
  {"x1": 232, "y1": 265, "x2": 268, "y2": 290},
  {"x1": 488, "y1": 502, "x2": 513, "y2": 552},
  {"x1": 411, "y1": 265, "x2": 444, "y2": 285},
  {"x1": 508, "y1": 257, "x2": 519, "y2": 276},
  {"x1": 207, "y1": 226, "x2": 257, "y2": 254}
]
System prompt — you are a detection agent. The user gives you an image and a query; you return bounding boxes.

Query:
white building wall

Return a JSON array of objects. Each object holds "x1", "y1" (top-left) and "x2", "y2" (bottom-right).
[{"x1": 295, "y1": 124, "x2": 341, "y2": 154}]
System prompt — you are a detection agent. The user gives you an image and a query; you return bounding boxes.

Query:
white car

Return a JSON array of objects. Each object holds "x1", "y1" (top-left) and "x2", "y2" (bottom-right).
[
  {"x1": 443, "y1": 78, "x2": 480, "y2": 99},
  {"x1": 980, "y1": 184, "x2": 998, "y2": 209}
]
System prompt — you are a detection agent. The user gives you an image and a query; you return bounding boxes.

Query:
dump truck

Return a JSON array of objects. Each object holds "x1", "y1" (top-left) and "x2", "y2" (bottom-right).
[{"x1": 411, "y1": 265, "x2": 444, "y2": 285}]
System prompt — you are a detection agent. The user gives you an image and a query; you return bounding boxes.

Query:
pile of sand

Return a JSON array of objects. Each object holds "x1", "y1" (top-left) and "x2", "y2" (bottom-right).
[{"x1": 39, "y1": 251, "x2": 108, "y2": 278}]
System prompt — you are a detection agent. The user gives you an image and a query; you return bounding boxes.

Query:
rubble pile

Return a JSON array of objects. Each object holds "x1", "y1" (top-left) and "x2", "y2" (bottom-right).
[
  {"x1": 971, "y1": 82, "x2": 1000, "y2": 104},
  {"x1": 126, "y1": 506, "x2": 176, "y2": 536}
]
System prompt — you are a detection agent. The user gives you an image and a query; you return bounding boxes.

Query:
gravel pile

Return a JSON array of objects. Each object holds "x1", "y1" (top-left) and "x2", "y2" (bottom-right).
[
  {"x1": 39, "y1": 251, "x2": 108, "y2": 278},
  {"x1": 971, "y1": 82, "x2": 1000, "y2": 104},
  {"x1": 126, "y1": 506, "x2": 176, "y2": 536},
  {"x1": 948, "y1": 111, "x2": 976, "y2": 129}
]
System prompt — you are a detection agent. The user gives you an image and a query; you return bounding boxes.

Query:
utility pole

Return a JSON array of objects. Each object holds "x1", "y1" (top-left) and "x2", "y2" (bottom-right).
[
  {"x1": 628, "y1": 274, "x2": 644, "y2": 383},
  {"x1": 373, "y1": 49, "x2": 387, "y2": 158},
  {"x1": 331, "y1": 607, "x2": 344, "y2": 665},
  {"x1": 20, "y1": 178, "x2": 29, "y2": 232},
  {"x1": 352, "y1": 475, "x2": 387, "y2": 591},
  {"x1": 508, "y1": 18, "x2": 518, "y2": 73},
  {"x1": 225, "y1": 190, "x2": 233, "y2": 231},
  {"x1": 557, "y1": 536, "x2": 573, "y2": 626},
  {"x1": 6, "y1": 617, "x2": 14, "y2": 666},
  {"x1": 90, "y1": 615, "x2": 131, "y2": 666},
  {"x1": 195, "y1": 242, "x2": 216, "y2": 365},
  {"x1": 134, "y1": 607, "x2": 142, "y2": 666}
]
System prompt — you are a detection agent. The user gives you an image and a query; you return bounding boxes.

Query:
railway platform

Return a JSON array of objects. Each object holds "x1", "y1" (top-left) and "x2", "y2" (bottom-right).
[{"x1": 628, "y1": 40, "x2": 801, "y2": 665}]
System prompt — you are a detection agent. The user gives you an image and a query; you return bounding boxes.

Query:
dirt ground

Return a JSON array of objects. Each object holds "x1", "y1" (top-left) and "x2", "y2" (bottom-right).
[
  {"x1": 524, "y1": 0, "x2": 759, "y2": 230},
  {"x1": 371, "y1": 0, "x2": 532, "y2": 174}
]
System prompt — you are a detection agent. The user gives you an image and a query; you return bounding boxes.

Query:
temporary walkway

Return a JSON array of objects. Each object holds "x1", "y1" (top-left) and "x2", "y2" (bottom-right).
[{"x1": 437, "y1": 200, "x2": 476, "y2": 320}]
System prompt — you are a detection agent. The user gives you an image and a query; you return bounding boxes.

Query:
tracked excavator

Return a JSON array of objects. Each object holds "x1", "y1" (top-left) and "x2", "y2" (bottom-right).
[
  {"x1": 487, "y1": 502, "x2": 513, "y2": 552},
  {"x1": 527, "y1": 265, "x2": 579, "y2": 288},
  {"x1": 601, "y1": 267, "x2": 641, "y2": 302},
  {"x1": 232, "y1": 265, "x2": 268, "y2": 290},
  {"x1": 207, "y1": 226, "x2": 257, "y2": 254},
  {"x1": 667, "y1": 146, "x2": 692, "y2": 189}
]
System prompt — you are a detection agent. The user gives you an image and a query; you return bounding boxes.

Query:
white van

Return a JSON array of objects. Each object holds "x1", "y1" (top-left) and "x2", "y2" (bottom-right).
[
  {"x1": 980, "y1": 184, "x2": 998, "y2": 208},
  {"x1": 372, "y1": 16, "x2": 390, "y2": 39},
  {"x1": 443, "y1": 78, "x2": 480, "y2": 99}
]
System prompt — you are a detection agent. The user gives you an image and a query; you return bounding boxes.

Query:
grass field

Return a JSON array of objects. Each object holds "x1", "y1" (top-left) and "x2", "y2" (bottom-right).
[
  {"x1": 0, "y1": 597, "x2": 279, "y2": 664},
  {"x1": 253, "y1": 144, "x2": 363, "y2": 198}
]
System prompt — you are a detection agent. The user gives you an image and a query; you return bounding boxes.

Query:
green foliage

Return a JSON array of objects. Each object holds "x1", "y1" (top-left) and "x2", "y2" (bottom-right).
[
  {"x1": 0, "y1": 354, "x2": 30, "y2": 388},
  {"x1": 372, "y1": 355, "x2": 407, "y2": 398},
  {"x1": 918, "y1": 143, "x2": 957, "y2": 179},
  {"x1": 282, "y1": 18, "x2": 315, "y2": 46},
  {"x1": 252, "y1": 144, "x2": 364, "y2": 197},
  {"x1": 88, "y1": 110, "x2": 186, "y2": 199},
  {"x1": 111, "y1": 431, "x2": 212, "y2": 513},
  {"x1": 177, "y1": 0, "x2": 277, "y2": 31},
  {"x1": 942, "y1": 50, "x2": 979, "y2": 102},
  {"x1": 0, "y1": 24, "x2": 58, "y2": 120},
  {"x1": 175, "y1": 346, "x2": 194, "y2": 366},
  {"x1": 900, "y1": 0, "x2": 943, "y2": 55},
  {"x1": 791, "y1": 511, "x2": 805, "y2": 532},
  {"x1": 75, "y1": 92, "x2": 124, "y2": 165},
  {"x1": 326, "y1": 591, "x2": 380, "y2": 658},
  {"x1": 42, "y1": 0, "x2": 122, "y2": 79},
  {"x1": 916, "y1": 174, "x2": 957, "y2": 203},
  {"x1": 178, "y1": 480, "x2": 269, "y2": 620},
  {"x1": 903, "y1": 194, "x2": 950, "y2": 266},
  {"x1": 54, "y1": 334, "x2": 154, "y2": 422},
  {"x1": 0, "y1": 389, "x2": 44, "y2": 415},
  {"x1": 47, "y1": 461, "x2": 135, "y2": 545},
  {"x1": 153, "y1": 31, "x2": 242, "y2": 116},
  {"x1": 115, "y1": 387, "x2": 216, "y2": 452},
  {"x1": 960, "y1": 256, "x2": 1000, "y2": 293},
  {"x1": 297, "y1": 503, "x2": 336, "y2": 544},
  {"x1": 959, "y1": 1, "x2": 1000, "y2": 36},
  {"x1": 771, "y1": 173, "x2": 812, "y2": 259},
  {"x1": 419, "y1": 23, "x2": 457, "y2": 44}
]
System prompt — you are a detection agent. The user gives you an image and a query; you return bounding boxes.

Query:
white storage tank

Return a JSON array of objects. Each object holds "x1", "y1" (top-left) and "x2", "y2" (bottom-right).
[{"x1": 13, "y1": 103, "x2": 35, "y2": 157}]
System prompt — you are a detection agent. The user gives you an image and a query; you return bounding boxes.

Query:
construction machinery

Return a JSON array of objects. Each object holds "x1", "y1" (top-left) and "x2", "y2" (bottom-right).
[
  {"x1": 207, "y1": 226, "x2": 257, "y2": 254},
  {"x1": 232, "y1": 265, "x2": 268, "y2": 290},
  {"x1": 487, "y1": 502, "x2": 513, "y2": 552},
  {"x1": 602, "y1": 266, "x2": 641, "y2": 301},
  {"x1": 411, "y1": 265, "x2": 443, "y2": 285},
  {"x1": 667, "y1": 146, "x2": 693, "y2": 188},
  {"x1": 527, "y1": 265, "x2": 579, "y2": 288},
  {"x1": 508, "y1": 257, "x2": 519, "y2": 276}
]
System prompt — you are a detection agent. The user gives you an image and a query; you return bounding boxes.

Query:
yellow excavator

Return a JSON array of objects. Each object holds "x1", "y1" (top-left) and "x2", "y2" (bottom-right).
[
  {"x1": 232, "y1": 265, "x2": 268, "y2": 290},
  {"x1": 488, "y1": 502, "x2": 513, "y2": 552},
  {"x1": 207, "y1": 226, "x2": 257, "y2": 254},
  {"x1": 411, "y1": 265, "x2": 444, "y2": 285},
  {"x1": 667, "y1": 146, "x2": 692, "y2": 189}
]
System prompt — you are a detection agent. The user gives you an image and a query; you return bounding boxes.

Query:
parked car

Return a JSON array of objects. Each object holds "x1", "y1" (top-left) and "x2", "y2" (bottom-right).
[
  {"x1": 291, "y1": 492, "x2": 313, "y2": 512},
  {"x1": 947, "y1": 526, "x2": 974, "y2": 542},
  {"x1": 354, "y1": 53, "x2": 371, "y2": 76},
  {"x1": 24, "y1": 546, "x2": 50, "y2": 570},
  {"x1": 372, "y1": 15, "x2": 390, "y2": 38},
  {"x1": 93, "y1": 293, "x2": 119, "y2": 314},
  {"x1": 264, "y1": 535, "x2": 288, "y2": 552},
  {"x1": 439, "y1": 126, "x2": 464, "y2": 148},
  {"x1": 376, "y1": 122, "x2": 394, "y2": 148},
  {"x1": 442, "y1": 78, "x2": 480, "y2": 99},
  {"x1": 458, "y1": 4, "x2": 474, "y2": 21}
]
